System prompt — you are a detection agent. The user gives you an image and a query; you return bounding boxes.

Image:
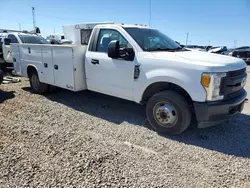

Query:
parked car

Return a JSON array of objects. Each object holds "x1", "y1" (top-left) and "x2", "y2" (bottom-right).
[
  {"x1": 234, "y1": 46, "x2": 250, "y2": 52},
  {"x1": 208, "y1": 46, "x2": 229, "y2": 55},
  {"x1": 229, "y1": 49, "x2": 250, "y2": 64},
  {"x1": 185, "y1": 45, "x2": 207, "y2": 52}
]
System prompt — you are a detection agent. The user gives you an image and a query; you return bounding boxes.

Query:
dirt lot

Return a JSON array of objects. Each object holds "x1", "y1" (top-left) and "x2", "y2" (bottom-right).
[{"x1": 1, "y1": 67, "x2": 250, "y2": 187}]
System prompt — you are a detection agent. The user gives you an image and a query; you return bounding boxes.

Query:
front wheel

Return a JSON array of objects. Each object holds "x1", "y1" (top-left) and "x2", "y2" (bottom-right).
[
  {"x1": 29, "y1": 71, "x2": 49, "y2": 94},
  {"x1": 146, "y1": 90, "x2": 191, "y2": 135}
]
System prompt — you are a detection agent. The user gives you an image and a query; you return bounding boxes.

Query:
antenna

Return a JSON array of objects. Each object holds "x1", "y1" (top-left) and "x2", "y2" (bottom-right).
[
  {"x1": 186, "y1": 33, "x2": 189, "y2": 46},
  {"x1": 233, "y1": 40, "x2": 237, "y2": 48},
  {"x1": 32, "y1": 7, "x2": 36, "y2": 30},
  {"x1": 18, "y1": 23, "x2": 21, "y2": 31}
]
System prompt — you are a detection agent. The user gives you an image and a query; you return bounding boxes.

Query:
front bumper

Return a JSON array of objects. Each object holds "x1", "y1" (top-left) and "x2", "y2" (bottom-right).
[{"x1": 193, "y1": 89, "x2": 247, "y2": 128}]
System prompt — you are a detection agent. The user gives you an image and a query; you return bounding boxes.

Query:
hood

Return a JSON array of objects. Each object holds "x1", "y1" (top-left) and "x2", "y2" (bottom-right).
[{"x1": 151, "y1": 50, "x2": 246, "y2": 72}]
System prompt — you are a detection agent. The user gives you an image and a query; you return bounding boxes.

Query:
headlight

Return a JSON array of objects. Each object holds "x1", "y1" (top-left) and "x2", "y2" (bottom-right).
[{"x1": 201, "y1": 72, "x2": 227, "y2": 101}]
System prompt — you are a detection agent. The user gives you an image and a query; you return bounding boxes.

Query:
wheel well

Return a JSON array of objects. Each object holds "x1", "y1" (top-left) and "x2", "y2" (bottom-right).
[
  {"x1": 141, "y1": 82, "x2": 193, "y2": 105},
  {"x1": 27, "y1": 66, "x2": 37, "y2": 78}
]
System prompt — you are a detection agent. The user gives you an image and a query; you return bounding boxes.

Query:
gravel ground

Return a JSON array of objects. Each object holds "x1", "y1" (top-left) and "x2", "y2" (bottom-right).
[{"x1": 1, "y1": 68, "x2": 250, "y2": 187}]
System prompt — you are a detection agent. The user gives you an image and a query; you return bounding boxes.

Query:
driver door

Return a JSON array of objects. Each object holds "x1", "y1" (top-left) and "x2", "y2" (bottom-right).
[
  {"x1": 3, "y1": 34, "x2": 18, "y2": 63},
  {"x1": 85, "y1": 29, "x2": 135, "y2": 100}
]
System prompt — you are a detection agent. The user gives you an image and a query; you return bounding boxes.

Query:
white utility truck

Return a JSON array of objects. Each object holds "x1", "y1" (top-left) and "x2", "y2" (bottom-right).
[
  {"x1": 11, "y1": 22, "x2": 248, "y2": 135},
  {"x1": 0, "y1": 28, "x2": 48, "y2": 71}
]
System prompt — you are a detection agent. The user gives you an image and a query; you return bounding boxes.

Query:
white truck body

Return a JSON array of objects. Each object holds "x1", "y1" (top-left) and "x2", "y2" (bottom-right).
[
  {"x1": 12, "y1": 23, "x2": 248, "y2": 135},
  {"x1": 12, "y1": 44, "x2": 87, "y2": 91}
]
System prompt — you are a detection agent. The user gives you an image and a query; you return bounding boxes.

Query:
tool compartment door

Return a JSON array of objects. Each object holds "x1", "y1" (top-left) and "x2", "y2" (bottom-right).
[
  {"x1": 19, "y1": 45, "x2": 43, "y2": 79},
  {"x1": 52, "y1": 47, "x2": 75, "y2": 90},
  {"x1": 11, "y1": 44, "x2": 22, "y2": 75},
  {"x1": 41, "y1": 46, "x2": 54, "y2": 85}
]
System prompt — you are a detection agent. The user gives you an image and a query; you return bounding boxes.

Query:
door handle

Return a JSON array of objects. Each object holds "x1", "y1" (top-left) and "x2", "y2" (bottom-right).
[
  {"x1": 44, "y1": 63, "x2": 48, "y2": 68},
  {"x1": 91, "y1": 59, "x2": 99, "y2": 65},
  {"x1": 54, "y1": 65, "x2": 58, "y2": 70}
]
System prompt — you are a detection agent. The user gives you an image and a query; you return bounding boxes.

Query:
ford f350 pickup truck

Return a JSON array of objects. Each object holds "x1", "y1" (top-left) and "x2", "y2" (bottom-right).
[{"x1": 11, "y1": 22, "x2": 248, "y2": 135}]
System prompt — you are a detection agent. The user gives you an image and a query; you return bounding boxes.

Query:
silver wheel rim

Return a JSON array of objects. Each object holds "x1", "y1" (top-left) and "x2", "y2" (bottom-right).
[
  {"x1": 153, "y1": 101, "x2": 178, "y2": 128},
  {"x1": 31, "y1": 74, "x2": 40, "y2": 91}
]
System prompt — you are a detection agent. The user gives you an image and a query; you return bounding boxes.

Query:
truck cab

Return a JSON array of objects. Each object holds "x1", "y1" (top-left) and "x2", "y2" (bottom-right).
[{"x1": 12, "y1": 22, "x2": 248, "y2": 135}]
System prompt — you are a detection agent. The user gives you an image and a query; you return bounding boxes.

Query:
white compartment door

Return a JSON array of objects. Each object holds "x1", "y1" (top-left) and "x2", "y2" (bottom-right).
[
  {"x1": 11, "y1": 45, "x2": 22, "y2": 75},
  {"x1": 53, "y1": 47, "x2": 75, "y2": 90},
  {"x1": 41, "y1": 46, "x2": 55, "y2": 85}
]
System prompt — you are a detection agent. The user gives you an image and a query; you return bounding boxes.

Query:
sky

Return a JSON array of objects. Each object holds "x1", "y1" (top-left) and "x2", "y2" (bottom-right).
[{"x1": 0, "y1": 0, "x2": 249, "y2": 47}]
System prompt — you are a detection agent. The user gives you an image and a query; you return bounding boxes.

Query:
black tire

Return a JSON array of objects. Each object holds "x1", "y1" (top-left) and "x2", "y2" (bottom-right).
[
  {"x1": 29, "y1": 70, "x2": 49, "y2": 94},
  {"x1": 0, "y1": 69, "x2": 4, "y2": 85},
  {"x1": 146, "y1": 90, "x2": 191, "y2": 135},
  {"x1": 0, "y1": 63, "x2": 6, "y2": 72}
]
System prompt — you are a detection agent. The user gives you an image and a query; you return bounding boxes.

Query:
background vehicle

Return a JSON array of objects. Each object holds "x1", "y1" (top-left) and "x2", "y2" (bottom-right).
[
  {"x1": 46, "y1": 34, "x2": 67, "y2": 44},
  {"x1": 208, "y1": 46, "x2": 229, "y2": 55},
  {"x1": 233, "y1": 46, "x2": 250, "y2": 52},
  {"x1": 229, "y1": 48, "x2": 250, "y2": 64},
  {"x1": 185, "y1": 45, "x2": 207, "y2": 52},
  {"x1": 0, "y1": 28, "x2": 48, "y2": 71},
  {"x1": 11, "y1": 22, "x2": 248, "y2": 135}
]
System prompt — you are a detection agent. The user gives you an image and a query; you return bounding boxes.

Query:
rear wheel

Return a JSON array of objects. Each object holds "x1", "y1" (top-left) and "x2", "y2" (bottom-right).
[
  {"x1": 146, "y1": 90, "x2": 191, "y2": 135},
  {"x1": 29, "y1": 70, "x2": 49, "y2": 94}
]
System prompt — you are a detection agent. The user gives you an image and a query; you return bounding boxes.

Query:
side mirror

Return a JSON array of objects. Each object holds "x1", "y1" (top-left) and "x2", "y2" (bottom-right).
[
  {"x1": 108, "y1": 40, "x2": 135, "y2": 61},
  {"x1": 4, "y1": 38, "x2": 11, "y2": 45},
  {"x1": 108, "y1": 40, "x2": 119, "y2": 58}
]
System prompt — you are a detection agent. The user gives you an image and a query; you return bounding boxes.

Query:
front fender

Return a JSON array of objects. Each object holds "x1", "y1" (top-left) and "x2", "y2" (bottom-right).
[{"x1": 133, "y1": 69, "x2": 206, "y2": 103}]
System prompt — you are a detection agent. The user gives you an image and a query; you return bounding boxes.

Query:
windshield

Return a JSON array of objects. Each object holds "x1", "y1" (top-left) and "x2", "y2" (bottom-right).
[
  {"x1": 19, "y1": 35, "x2": 49, "y2": 44},
  {"x1": 124, "y1": 28, "x2": 181, "y2": 51}
]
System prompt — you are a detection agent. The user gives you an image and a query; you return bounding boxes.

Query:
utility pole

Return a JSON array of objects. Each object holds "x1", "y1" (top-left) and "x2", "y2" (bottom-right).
[
  {"x1": 18, "y1": 23, "x2": 21, "y2": 31},
  {"x1": 149, "y1": 0, "x2": 151, "y2": 27},
  {"x1": 186, "y1": 33, "x2": 189, "y2": 45},
  {"x1": 233, "y1": 40, "x2": 237, "y2": 48},
  {"x1": 32, "y1": 7, "x2": 36, "y2": 30}
]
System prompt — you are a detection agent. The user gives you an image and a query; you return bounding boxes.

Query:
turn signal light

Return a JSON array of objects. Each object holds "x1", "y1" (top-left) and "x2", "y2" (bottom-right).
[{"x1": 201, "y1": 74, "x2": 211, "y2": 88}]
